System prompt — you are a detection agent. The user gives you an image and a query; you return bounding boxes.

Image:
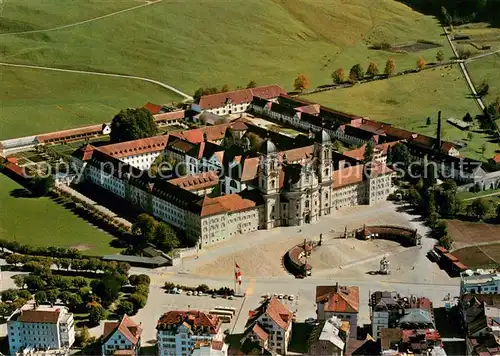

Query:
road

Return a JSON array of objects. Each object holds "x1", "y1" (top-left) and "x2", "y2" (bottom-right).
[
  {"x1": 0, "y1": 62, "x2": 193, "y2": 101},
  {"x1": 0, "y1": 1, "x2": 162, "y2": 37},
  {"x1": 443, "y1": 27, "x2": 485, "y2": 111},
  {"x1": 466, "y1": 49, "x2": 500, "y2": 63}
]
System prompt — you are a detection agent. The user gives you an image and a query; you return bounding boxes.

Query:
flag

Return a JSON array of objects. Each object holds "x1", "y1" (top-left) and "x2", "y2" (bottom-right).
[{"x1": 235, "y1": 262, "x2": 242, "y2": 285}]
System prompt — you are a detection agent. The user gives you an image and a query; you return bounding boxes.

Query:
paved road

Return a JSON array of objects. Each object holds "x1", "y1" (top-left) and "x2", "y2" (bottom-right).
[
  {"x1": 0, "y1": 1, "x2": 162, "y2": 37},
  {"x1": 0, "y1": 62, "x2": 193, "y2": 101}
]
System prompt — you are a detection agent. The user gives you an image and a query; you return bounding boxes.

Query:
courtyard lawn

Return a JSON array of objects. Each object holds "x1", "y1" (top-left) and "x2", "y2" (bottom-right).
[
  {"x1": 304, "y1": 65, "x2": 498, "y2": 161},
  {"x1": 0, "y1": 0, "x2": 452, "y2": 94},
  {"x1": 0, "y1": 173, "x2": 121, "y2": 256},
  {"x1": 0, "y1": 66, "x2": 183, "y2": 140}
]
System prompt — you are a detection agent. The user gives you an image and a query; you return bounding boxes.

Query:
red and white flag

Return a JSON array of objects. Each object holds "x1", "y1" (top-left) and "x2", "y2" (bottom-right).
[{"x1": 235, "y1": 262, "x2": 242, "y2": 285}]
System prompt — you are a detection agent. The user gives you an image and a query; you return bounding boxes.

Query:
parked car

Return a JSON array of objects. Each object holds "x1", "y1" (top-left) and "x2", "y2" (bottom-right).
[
  {"x1": 193, "y1": 291, "x2": 198, "y2": 296},
  {"x1": 212, "y1": 294, "x2": 218, "y2": 299},
  {"x1": 228, "y1": 295, "x2": 234, "y2": 300},
  {"x1": 278, "y1": 294, "x2": 284, "y2": 299},
  {"x1": 177, "y1": 289, "x2": 183, "y2": 294},
  {"x1": 187, "y1": 291, "x2": 192, "y2": 296},
  {"x1": 288, "y1": 295, "x2": 295, "y2": 301}
]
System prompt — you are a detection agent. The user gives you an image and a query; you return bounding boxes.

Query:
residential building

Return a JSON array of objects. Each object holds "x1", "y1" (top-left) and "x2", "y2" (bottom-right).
[
  {"x1": 196, "y1": 85, "x2": 285, "y2": 115},
  {"x1": 461, "y1": 269, "x2": 500, "y2": 295},
  {"x1": 242, "y1": 296, "x2": 293, "y2": 355},
  {"x1": 380, "y1": 328, "x2": 444, "y2": 355},
  {"x1": 156, "y1": 310, "x2": 222, "y2": 356},
  {"x1": 396, "y1": 296, "x2": 435, "y2": 330},
  {"x1": 316, "y1": 284, "x2": 359, "y2": 338},
  {"x1": 7, "y1": 304, "x2": 75, "y2": 355},
  {"x1": 369, "y1": 291, "x2": 404, "y2": 340},
  {"x1": 191, "y1": 340, "x2": 227, "y2": 356},
  {"x1": 307, "y1": 316, "x2": 349, "y2": 356},
  {"x1": 101, "y1": 315, "x2": 142, "y2": 356}
]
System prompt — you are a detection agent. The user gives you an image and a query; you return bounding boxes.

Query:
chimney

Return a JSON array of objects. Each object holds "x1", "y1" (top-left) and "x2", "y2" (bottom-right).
[{"x1": 436, "y1": 111, "x2": 442, "y2": 152}]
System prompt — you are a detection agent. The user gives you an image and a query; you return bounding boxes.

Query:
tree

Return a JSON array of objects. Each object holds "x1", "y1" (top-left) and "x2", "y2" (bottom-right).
[
  {"x1": 293, "y1": 74, "x2": 310, "y2": 93},
  {"x1": 88, "y1": 304, "x2": 105, "y2": 326},
  {"x1": 467, "y1": 132, "x2": 474, "y2": 141},
  {"x1": 436, "y1": 49, "x2": 445, "y2": 62},
  {"x1": 220, "y1": 84, "x2": 230, "y2": 93},
  {"x1": 18, "y1": 290, "x2": 31, "y2": 300},
  {"x1": 129, "y1": 274, "x2": 151, "y2": 287},
  {"x1": 437, "y1": 189, "x2": 459, "y2": 218},
  {"x1": 132, "y1": 214, "x2": 158, "y2": 243},
  {"x1": 46, "y1": 289, "x2": 59, "y2": 306},
  {"x1": 246, "y1": 81, "x2": 257, "y2": 89},
  {"x1": 30, "y1": 175, "x2": 55, "y2": 197},
  {"x1": 384, "y1": 57, "x2": 397, "y2": 77},
  {"x1": 24, "y1": 275, "x2": 46, "y2": 292},
  {"x1": 67, "y1": 293, "x2": 83, "y2": 310},
  {"x1": 13, "y1": 275, "x2": 25, "y2": 289},
  {"x1": 363, "y1": 142, "x2": 374, "y2": 163},
  {"x1": 117, "y1": 300, "x2": 134, "y2": 316},
  {"x1": 58, "y1": 291, "x2": 73, "y2": 305},
  {"x1": 433, "y1": 220, "x2": 448, "y2": 240},
  {"x1": 477, "y1": 80, "x2": 489, "y2": 97},
  {"x1": 389, "y1": 143, "x2": 411, "y2": 173},
  {"x1": 91, "y1": 273, "x2": 125, "y2": 307},
  {"x1": 480, "y1": 143, "x2": 487, "y2": 154},
  {"x1": 331, "y1": 68, "x2": 345, "y2": 84},
  {"x1": 467, "y1": 198, "x2": 493, "y2": 221},
  {"x1": 463, "y1": 112, "x2": 473, "y2": 122},
  {"x1": 110, "y1": 108, "x2": 158, "y2": 143},
  {"x1": 74, "y1": 327, "x2": 91, "y2": 348},
  {"x1": 2, "y1": 289, "x2": 18, "y2": 302},
  {"x1": 417, "y1": 56, "x2": 427, "y2": 70},
  {"x1": 426, "y1": 117, "x2": 431, "y2": 126},
  {"x1": 366, "y1": 62, "x2": 379, "y2": 78},
  {"x1": 154, "y1": 223, "x2": 180, "y2": 252},
  {"x1": 349, "y1": 64, "x2": 364, "y2": 83},
  {"x1": 439, "y1": 234, "x2": 454, "y2": 250},
  {"x1": 193, "y1": 88, "x2": 205, "y2": 102},
  {"x1": 72, "y1": 276, "x2": 88, "y2": 288},
  {"x1": 35, "y1": 291, "x2": 47, "y2": 305},
  {"x1": 129, "y1": 293, "x2": 147, "y2": 310}
]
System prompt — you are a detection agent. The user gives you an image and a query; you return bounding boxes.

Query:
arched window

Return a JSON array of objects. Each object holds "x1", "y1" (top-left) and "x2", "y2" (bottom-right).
[
  {"x1": 305, "y1": 200, "x2": 310, "y2": 208},
  {"x1": 271, "y1": 180, "x2": 275, "y2": 188}
]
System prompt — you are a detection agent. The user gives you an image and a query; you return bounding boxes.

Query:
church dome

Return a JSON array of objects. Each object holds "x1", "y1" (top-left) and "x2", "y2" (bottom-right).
[{"x1": 259, "y1": 139, "x2": 277, "y2": 155}]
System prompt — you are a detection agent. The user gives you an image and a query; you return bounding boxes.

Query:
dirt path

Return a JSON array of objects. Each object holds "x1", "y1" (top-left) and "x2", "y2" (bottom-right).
[
  {"x1": 0, "y1": 0, "x2": 162, "y2": 37},
  {"x1": 0, "y1": 62, "x2": 193, "y2": 101}
]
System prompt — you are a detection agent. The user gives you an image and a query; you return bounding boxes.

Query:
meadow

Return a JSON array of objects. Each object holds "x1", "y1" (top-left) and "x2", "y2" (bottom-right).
[
  {"x1": 0, "y1": 66, "x2": 182, "y2": 139},
  {"x1": 467, "y1": 54, "x2": 500, "y2": 106},
  {"x1": 305, "y1": 65, "x2": 498, "y2": 161},
  {"x1": 0, "y1": 173, "x2": 121, "y2": 256},
  {"x1": 0, "y1": 0, "x2": 452, "y2": 94}
]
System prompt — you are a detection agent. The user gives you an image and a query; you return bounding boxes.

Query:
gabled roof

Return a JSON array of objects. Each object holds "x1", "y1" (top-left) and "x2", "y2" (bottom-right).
[
  {"x1": 199, "y1": 85, "x2": 285, "y2": 109},
  {"x1": 247, "y1": 296, "x2": 293, "y2": 330},
  {"x1": 169, "y1": 171, "x2": 219, "y2": 191},
  {"x1": 251, "y1": 323, "x2": 269, "y2": 341},
  {"x1": 102, "y1": 315, "x2": 142, "y2": 345},
  {"x1": 71, "y1": 144, "x2": 96, "y2": 161},
  {"x1": 97, "y1": 135, "x2": 169, "y2": 159},
  {"x1": 172, "y1": 123, "x2": 230, "y2": 143},
  {"x1": 157, "y1": 310, "x2": 220, "y2": 335},
  {"x1": 316, "y1": 285, "x2": 360, "y2": 313},
  {"x1": 493, "y1": 153, "x2": 500, "y2": 164},
  {"x1": 143, "y1": 102, "x2": 164, "y2": 115}
]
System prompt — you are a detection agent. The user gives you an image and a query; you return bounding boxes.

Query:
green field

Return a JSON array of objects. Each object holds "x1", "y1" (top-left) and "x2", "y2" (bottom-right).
[
  {"x1": 305, "y1": 65, "x2": 499, "y2": 160},
  {"x1": 468, "y1": 54, "x2": 500, "y2": 106},
  {"x1": 0, "y1": 66, "x2": 182, "y2": 139},
  {"x1": 0, "y1": 0, "x2": 451, "y2": 93},
  {"x1": 0, "y1": 173, "x2": 121, "y2": 256}
]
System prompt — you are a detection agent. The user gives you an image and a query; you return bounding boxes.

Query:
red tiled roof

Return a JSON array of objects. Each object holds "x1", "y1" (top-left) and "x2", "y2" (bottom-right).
[
  {"x1": 199, "y1": 192, "x2": 262, "y2": 217},
  {"x1": 157, "y1": 310, "x2": 220, "y2": 334},
  {"x1": 154, "y1": 110, "x2": 185, "y2": 122},
  {"x1": 211, "y1": 341, "x2": 224, "y2": 351},
  {"x1": 434, "y1": 245, "x2": 448, "y2": 254},
  {"x1": 37, "y1": 124, "x2": 105, "y2": 143},
  {"x1": 230, "y1": 121, "x2": 248, "y2": 131},
  {"x1": 103, "y1": 315, "x2": 142, "y2": 345},
  {"x1": 295, "y1": 104, "x2": 321, "y2": 115},
  {"x1": 173, "y1": 124, "x2": 230, "y2": 144},
  {"x1": 443, "y1": 253, "x2": 459, "y2": 262},
  {"x1": 252, "y1": 324, "x2": 269, "y2": 341},
  {"x1": 18, "y1": 309, "x2": 61, "y2": 323},
  {"x1": 97, "y1": 135, "x2": 169, "y2": 159},
  {"x1": 249, "y1": 297, "x2": 293, "y2": 330},
  {"x1": 493, "y1": 154, "x2": 500, "y2": 164},
  {"x1": 143, "y1": 102, "x2": 164, "y2": 115},
  {"x1": 316, "y1": 285, "x2": 360, "y2": 313},
  {"x1": 453, "y1": 261, "x2": 468, "y2": 271},
  {"x1": 332, "y1": 165, "x2": 364, "y2": 189},
  {"x1": 169, "y1": 171, "x2": 219, "y2": 191},
  {"x1": 280, "y1": 145, "x2": 315, "y2": 163},
  {"x1": 199, "y1": 85, "x2": 285, "y2": 110},
  {"x1": 240, "y1": 157, "x2": 260, "y2": 181}
]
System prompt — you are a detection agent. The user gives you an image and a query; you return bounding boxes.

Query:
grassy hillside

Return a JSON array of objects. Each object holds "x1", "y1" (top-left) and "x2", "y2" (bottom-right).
[
  {"x1": 468, "y1": 54, "x2": 500, "y2": 106},
  {"x1": 0, "y1": 174, "x2": 120, "y2": 256},
  {"x1": 305, "y1": 65, "x2": 498, "y2": 161},
  {"x1": 0, "y1": 66, "x2": 182, "y2": 139},
  {"x1": 0, "y1": 0, "x2": 451, "y2": 93}
]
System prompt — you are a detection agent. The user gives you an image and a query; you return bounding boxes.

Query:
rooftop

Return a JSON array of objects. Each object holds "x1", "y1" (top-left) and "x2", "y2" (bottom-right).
[
  {"x1": 316, "y1": 284, "x2": 360, "y2": 313},
  {"x1": 157, "y1": 310, "x2": 220, "y2": 334}
]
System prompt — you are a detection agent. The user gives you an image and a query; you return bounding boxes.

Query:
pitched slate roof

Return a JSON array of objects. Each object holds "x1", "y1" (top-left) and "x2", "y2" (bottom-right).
[
  {"x1": 199, "y1": 85, "x2": 285, "y2": 109},
  {"x1": 316, "y1": 285, "x2": 360, "y2": 313},
  {"x1": 103, "y1": 315, "x2": 142, "y2": 345}
]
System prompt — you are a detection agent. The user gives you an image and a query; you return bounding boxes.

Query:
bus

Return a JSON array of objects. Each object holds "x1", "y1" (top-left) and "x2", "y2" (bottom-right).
[
  {"x1": 209, "y1": 310, "x2": 233, "y2": 323},
  {"x1": 214, "y1": 306, "x2": 237, "y2": 316}
]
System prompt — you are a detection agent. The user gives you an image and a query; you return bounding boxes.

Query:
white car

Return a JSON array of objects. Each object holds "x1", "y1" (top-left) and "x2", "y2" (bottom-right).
[
  {"x1": 186, "y1": 291, "x2": 192, "y2": 296},
  {"x1": 288, "y1": 295, "x2": 295, "y2": 301},
  {"x1": 278, "y1": 294, "x2": 284, "y2": 299},
  {"x1": 193, "y1": 291, "x2": 198, "y2": 296},
  {"x1": 177, "y1": 289, "x2": 183, "y2": 294}
]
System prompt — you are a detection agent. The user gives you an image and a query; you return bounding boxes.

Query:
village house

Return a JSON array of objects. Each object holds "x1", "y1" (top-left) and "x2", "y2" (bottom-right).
[
  {"x1": 316, "y1": 284, "x2": 360, "y2": 338},
  {"x1": 242, "y1": 296, "x2": 293, "y2": 355},
  {"x1": 307, "y1": 316, "x2": 350, "y2": 356},
  {"x1": 156, "y1": 310, "x2": 223, "y2": 356},
  {"x1": 101, "y1": 315, "x2": 142, "y2": 356}
]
